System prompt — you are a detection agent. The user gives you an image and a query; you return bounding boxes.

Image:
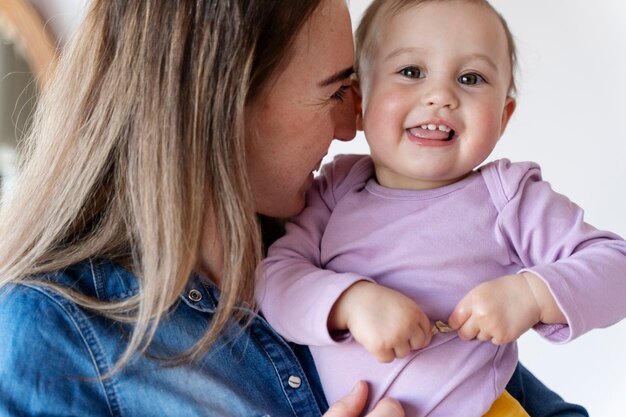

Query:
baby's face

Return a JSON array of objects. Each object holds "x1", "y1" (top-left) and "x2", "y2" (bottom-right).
[{"x1": 360, "y1": 1, "x2": 516, "y2": 190}]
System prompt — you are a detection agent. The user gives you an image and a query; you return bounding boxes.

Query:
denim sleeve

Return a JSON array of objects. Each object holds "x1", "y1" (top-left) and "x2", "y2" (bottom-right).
[
  {"x1": 507, "y1": 362, "x2": 588, "y2": 417},
  {"x1": 0, "y1": 284, "x2": 115, "y2": 416}
]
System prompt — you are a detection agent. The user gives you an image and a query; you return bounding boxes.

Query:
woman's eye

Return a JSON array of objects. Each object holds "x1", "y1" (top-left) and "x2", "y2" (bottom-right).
[
  {"x1": 330, "y1": 84, "x2": 351, "y2": 102},
  {"x1": 399, "y1": 66, "x2": 424, "y2": 79},
  {"x1": 458, "y1": 73, "x2": 486, "y2": 85}
]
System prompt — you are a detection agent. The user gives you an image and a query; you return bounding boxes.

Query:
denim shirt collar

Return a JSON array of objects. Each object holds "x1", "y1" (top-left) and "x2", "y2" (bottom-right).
[
  {"x1": 86, "y1": 258, "x2": 218, "y2": 313},
  {"x1": 179, "y1": 273, "x2": 219, "y2": 313}
]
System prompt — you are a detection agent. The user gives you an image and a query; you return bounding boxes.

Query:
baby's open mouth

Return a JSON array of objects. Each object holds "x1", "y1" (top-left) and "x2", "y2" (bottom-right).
[{"x1": 409, "y1": 124, "x2": 455, "y2": 141}]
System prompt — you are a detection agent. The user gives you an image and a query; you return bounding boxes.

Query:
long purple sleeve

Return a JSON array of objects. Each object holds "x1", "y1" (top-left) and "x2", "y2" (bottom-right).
[
  {"x1": 483, "y1": 159, "x2": 626, "y2": 341},
  {"x1": 257, "y1": 155, "x2": 374, "y2": 346}
]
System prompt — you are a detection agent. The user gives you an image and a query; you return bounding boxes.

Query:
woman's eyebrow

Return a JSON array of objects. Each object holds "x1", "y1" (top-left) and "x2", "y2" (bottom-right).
[{"x1": 318, "y1": 66, "x2": 354, "y2": 87}]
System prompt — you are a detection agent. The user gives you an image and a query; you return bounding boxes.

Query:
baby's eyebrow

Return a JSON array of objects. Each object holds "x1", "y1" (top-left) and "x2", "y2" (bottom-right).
[
  {"x1": 385, "y1": 47, "x2": 427, "y2": 61},
  {"x1": 318, "y1": 66, "x2": 354, "y2": 87},
  {"x1": 384, "y1": 48, "x2": 500, "y2": 72},
  {"x1": 462, "y1": 53, "x2": 499, "y2": 72}
]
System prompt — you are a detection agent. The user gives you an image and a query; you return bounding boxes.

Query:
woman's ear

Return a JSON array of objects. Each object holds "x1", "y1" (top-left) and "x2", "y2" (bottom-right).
[
  {"x1": 499, "y1": 97, "x2": 516, "y2": 136},
  {"x1": 352, "y1": 78, "x2": 364, "y2": 131}
]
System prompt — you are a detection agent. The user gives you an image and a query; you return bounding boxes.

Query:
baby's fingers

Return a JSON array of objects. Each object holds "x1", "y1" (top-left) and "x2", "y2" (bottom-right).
[
  {"x1": 448, "y1": 298, "x2": 471, "y2": 331},
  {"x1": 409, "y1": 332, "x2": 428, "y2": 351},
  {"x1": 456, "y1": 318, "x2": 480, "y2": 341},
  {"x1": 397, "y1": 318, "x2": 432, "y2": 358},
  {"x1": 417, "y1": 313, "x2": 433, "y2": 348},
  {"x1": 408, "y1": 323, "x2": 431, "y2": 351},
  {"x1": 393, "y1": 341, "x2": 412, "y2": 359},
  {"x1": 448, "y1": 300, "x2": 481, "y2": 341},
  {"x1": 374, "y1": 351, "x2": 396, "y2": 363},
  {"x1": 365, "y1": 341, "x2": 396, "y2": 363}
]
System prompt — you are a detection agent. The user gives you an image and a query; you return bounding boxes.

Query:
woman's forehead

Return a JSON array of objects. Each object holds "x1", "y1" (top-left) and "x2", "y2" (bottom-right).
[{"x1": 289, "y1": 0, "x2": 354, "y2": 83}]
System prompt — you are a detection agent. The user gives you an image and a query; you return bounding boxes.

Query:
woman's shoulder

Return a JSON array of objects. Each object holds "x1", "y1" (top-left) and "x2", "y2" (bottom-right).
[
  {"x1": 0, "y1": 260, "x2": 100, "y2": 330},
  {"x1": 0, "y1": 257, "x2": 138, "y2": 341},
  {"x1": 0, "y1": 279, "x2": 97, "y2": 359},
  {"x1": 0, "y1": 273, "x2": 117, "y2": 414},
  {"x1": 15, "y1": 258, "x2": 140, "y2": 301},
  {"x1": 0, "y1": 259, "x2": 140, "y2": 410},
  {"x1": 0, "y1": 258, "x2": 139, "y2": 369}
]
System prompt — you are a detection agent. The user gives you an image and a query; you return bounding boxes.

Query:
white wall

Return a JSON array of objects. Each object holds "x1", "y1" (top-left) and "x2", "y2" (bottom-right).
[{"x1": 326, "y1": 1, "x2": 626, "y2": 415}]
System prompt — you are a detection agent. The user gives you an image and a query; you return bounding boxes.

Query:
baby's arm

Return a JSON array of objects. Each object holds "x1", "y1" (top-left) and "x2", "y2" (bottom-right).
[
  {"x1": 259, "y1": 155, "x2": 432, "y2": 360},
  {"x1": 449, "y1": 160, "x2": 626, "y2": 344},
  {"x1": 258, "y1": 156, "x2": 369, "y2": 346},
  {"x1": 329, "y1": 281, "x2": 431, "y2": 362},
  {"x1": 259, "y1": 155, "x2": 396, "y2": 349}
]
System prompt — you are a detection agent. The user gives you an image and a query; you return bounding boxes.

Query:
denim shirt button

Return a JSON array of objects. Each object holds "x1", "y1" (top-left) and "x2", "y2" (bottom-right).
[
  {"x1": 188, "y1": 289, "x2": 202, "y2": 302},
  {"x1": 287, "y1": 375, "x2": 302, "y2": 389}
]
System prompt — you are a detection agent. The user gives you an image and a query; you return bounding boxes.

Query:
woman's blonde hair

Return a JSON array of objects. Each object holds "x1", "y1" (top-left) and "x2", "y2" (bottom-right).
[{"x1": 0, "y1": 0, "x2": 324, "y2": 370}]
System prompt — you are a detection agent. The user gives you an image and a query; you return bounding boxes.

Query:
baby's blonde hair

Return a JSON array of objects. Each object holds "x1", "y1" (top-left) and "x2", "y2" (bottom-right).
[{"x1": 355, "y1": 0, "x2": 518, "y2": 95}]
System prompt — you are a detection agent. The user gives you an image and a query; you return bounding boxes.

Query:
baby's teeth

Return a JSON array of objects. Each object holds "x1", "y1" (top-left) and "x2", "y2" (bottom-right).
[{"x1": 420, "y1": 124, "x2": 451, "y2": 132}]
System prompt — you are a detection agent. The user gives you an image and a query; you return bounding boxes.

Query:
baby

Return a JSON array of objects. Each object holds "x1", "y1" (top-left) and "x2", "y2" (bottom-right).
[{"x1": 257, "y1": 0, "x2": 626, "y2": 415}]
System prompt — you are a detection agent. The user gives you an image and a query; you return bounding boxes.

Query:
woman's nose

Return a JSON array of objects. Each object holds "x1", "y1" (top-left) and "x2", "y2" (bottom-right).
[{"x1": 332, "y1": 89, "x2": 357, "y2": 142}]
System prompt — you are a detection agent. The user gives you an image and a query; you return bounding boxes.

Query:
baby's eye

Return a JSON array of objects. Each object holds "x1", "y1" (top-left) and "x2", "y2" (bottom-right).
[
  {"x1": 399, "y1": 66, "x2": 425, "y2": 79},
  {"x1": 458, "y1": 73, "x2": 486, "y2": 85}
]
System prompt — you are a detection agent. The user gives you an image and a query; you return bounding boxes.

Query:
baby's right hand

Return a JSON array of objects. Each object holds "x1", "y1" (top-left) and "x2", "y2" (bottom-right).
[{"x1": 329, "y1": 281, "x2": 432, "y2": 363}]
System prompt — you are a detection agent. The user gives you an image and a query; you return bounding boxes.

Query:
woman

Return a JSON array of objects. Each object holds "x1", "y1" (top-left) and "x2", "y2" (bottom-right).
[
  {"x1": 0, "y1": 0, "x2": 586, "y2": 416},
  {"x1": 0, "y1": 0, "x2": 397, "y2": 415}
]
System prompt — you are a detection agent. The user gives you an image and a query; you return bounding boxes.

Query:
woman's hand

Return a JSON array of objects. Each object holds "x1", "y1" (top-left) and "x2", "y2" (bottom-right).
[
  {"x1": 329, "y1": 281, "x2": 432, "y2": 363},
  {"x1": 324, "y1": 381, "x2": 404, "y2": 417}
]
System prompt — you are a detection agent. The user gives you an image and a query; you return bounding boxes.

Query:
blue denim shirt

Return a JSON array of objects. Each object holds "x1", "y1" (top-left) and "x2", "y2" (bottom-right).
[{"x1": 0, "y1": 259, "x2": 328, "y2": 416}]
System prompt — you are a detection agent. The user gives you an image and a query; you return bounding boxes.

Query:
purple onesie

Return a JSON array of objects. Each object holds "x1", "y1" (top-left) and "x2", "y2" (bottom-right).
[{"x1": 258, "y1": 154, "x2": 626, "y2": 416}]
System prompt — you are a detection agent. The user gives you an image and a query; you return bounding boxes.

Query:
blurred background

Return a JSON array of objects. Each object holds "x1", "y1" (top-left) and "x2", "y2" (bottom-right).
[
  {"x1": 0, "y1": 0, "x2": 624, "y2": 415},
  {"x1": 0, "y1": 0, "x2": 85, "y2": 192}
]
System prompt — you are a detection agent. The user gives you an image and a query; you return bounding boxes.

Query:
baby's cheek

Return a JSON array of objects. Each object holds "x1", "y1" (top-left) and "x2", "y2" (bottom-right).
[
  {"x1": 364, "y1": 99, "x2": 404, "y2": 140},
  {"x1": 477, "y1": 109, "x2": 505, "y2": 138}
]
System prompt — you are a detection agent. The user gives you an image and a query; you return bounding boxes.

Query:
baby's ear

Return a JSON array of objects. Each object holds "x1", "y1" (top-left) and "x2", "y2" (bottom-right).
[
  {"x1": 499, "y1": 97, "x2": 516, "y2": 136},
  {"x1": 352, "y1": 76, "x2": 364, "y2": 131}
]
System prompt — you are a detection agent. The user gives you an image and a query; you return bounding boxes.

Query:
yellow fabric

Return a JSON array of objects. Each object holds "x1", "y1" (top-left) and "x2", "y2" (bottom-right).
[{"x1": 482, "y1": 390, "x2": 530, "y2": 417}]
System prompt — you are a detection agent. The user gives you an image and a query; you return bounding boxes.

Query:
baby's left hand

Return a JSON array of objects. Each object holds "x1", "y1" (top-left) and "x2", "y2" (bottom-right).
[{"x1": 447, "y1": 274, "x2": 542, "y2": 345}]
